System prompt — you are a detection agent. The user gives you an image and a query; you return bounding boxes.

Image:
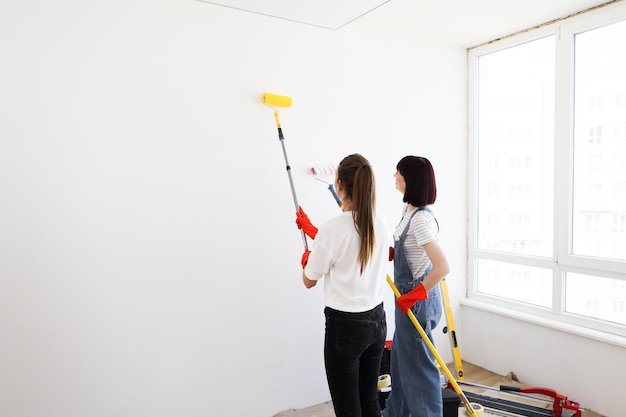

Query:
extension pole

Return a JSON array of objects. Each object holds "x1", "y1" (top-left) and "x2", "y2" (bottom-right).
[
  {"x1": 386, "y1": 275, "x2": 480, "y2": 417},
  {"x1": 262, "y1": 92, "x2": 308, "y2": 250}
]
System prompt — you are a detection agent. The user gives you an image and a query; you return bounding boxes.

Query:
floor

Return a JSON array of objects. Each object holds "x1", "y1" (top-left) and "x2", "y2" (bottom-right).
[{"x1": 273, "y1": 362, "x2": 604, "y2": 417}]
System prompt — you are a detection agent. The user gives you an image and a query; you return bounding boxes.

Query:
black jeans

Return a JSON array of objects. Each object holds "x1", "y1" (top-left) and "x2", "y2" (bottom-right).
[{"x1": 324, "y1": 303, "x2": 387, "y2": 417}]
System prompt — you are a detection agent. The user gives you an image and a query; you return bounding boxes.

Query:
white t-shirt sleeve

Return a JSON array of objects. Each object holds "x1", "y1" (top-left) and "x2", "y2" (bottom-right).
[
  {"x1": 411, "y1": 213, "x2": 437, "y2": 246},
  {"x1": 304, "y1": 237, "x2": 333, "y2": 281}
]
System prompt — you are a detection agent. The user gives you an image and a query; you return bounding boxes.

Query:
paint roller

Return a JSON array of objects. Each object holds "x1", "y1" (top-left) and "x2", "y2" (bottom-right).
[
  {"x1": 262, "y1": 92, "x2": 309, "y2": 250},
  {"x1": 262, "y1": 93, "x2": 293, "y2": 108},
  {"x1": 311, "y1": 166, "x2": 343, "y2": 209}
]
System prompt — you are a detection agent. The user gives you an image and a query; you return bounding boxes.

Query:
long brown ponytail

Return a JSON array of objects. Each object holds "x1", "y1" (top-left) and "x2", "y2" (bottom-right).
[{"x1": 336, "y1": 154, "x2": 376, "y2": 274}]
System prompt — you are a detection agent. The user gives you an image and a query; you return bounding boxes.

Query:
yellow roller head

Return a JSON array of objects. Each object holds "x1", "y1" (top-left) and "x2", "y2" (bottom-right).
[{"x1": 262, "y1": 92, "x2": 293, "y2": 108}]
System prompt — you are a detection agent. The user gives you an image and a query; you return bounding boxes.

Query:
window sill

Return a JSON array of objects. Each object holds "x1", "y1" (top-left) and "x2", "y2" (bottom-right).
[{"x1": 460, "y1": 298, "x2": 626, "y2": 349}]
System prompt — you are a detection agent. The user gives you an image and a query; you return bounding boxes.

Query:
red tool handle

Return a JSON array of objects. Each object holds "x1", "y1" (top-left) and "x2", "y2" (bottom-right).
[
  {"x1": 501, "y1": 385, "x2": 559, "y2": 398},
  {"x1": 499, "y1": 385, "x2": 581, "y2": 417}
]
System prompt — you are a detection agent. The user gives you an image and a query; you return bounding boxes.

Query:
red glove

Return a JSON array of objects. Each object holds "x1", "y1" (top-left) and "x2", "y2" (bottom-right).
[
  {"x1": 396, "y1": 282, "x2": 428, "y2": 313},
  {"x1": 301, "y1": 250, "x2": 311, "y2": 269},
  {"x1": 389, "y1": 246, "x2": 394, "y2": 262},
  {"x1": 296, "y1": 206, "x2": 318, "y2": 239}
]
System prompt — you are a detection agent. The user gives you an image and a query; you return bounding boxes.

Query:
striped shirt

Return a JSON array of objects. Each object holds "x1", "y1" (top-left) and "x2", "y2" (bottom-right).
[{"x1": 393, "y1": 205, "x2": 439, "y2": 279}]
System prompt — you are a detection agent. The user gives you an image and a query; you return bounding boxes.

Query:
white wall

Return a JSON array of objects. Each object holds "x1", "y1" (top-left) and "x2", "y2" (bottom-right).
[{"x1": 0, "y1": 1, "x2": 467, "y2": 416}]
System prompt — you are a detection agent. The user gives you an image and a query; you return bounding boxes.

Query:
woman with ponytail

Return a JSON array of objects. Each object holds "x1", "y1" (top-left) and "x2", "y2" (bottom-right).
[{"x1": 295, "y1": 153, "x2": 392, "y2": 417}]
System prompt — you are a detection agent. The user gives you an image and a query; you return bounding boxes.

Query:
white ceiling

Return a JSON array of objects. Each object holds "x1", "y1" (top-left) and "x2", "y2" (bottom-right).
[
  {"x1": 196, "y1": 0, "x2": 391, "y2": 30},
  {"x1": 197, "y1": 0, "x2": 618, "y2": 46}
]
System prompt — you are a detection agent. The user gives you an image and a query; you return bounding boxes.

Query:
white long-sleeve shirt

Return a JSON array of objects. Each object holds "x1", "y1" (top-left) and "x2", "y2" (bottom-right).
[{"x1": 304, "y1": 211, "x2": 392, "y2": 312}]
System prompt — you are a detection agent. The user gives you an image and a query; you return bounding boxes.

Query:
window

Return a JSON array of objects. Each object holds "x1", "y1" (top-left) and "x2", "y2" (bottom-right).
[
  {"x1": 468, "y1": 3, "x2": 626, "y2": 338},
  {"x1": 573, "y1": 18, "x2": 626, "y2": 264},
  {"x1": 475, "y1": 35, "x2": 555, "y2": 258}
]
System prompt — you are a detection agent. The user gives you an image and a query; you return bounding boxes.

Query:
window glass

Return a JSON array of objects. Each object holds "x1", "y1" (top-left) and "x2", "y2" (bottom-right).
[
  {"x1": 477, "y1": 36, "x2": 555, "y2": 257},
  {"x1": 476, "y1": 259, "x2": 553, "y2": 308},
  {"x1": 573, "y1": 19, "x2": 626, "y2": 261},
  {"x1": 566, "y1": 273, "x2": 626, "y2": 325}
]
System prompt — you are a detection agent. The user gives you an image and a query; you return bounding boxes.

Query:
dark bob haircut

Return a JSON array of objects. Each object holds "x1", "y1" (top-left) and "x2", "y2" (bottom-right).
[{"x1": 396, "y1": 156, "x2": 437, "y2": 207}]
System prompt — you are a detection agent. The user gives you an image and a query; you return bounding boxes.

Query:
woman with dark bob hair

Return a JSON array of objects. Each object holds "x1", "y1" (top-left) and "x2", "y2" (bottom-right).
[{"x1": 382, "y1": 156, "x2": 450, "y2": 417}]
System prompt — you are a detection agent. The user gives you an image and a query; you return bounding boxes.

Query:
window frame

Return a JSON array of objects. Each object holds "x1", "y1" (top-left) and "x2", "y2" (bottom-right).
[{"x1": 467, "y1": 2, "x2": 626, "y2": 341}]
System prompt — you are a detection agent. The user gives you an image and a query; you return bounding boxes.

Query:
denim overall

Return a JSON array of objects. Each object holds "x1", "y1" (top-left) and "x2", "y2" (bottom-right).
[{"x1": 383, "y1": 208, "x2": 443, "y2": 417}]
